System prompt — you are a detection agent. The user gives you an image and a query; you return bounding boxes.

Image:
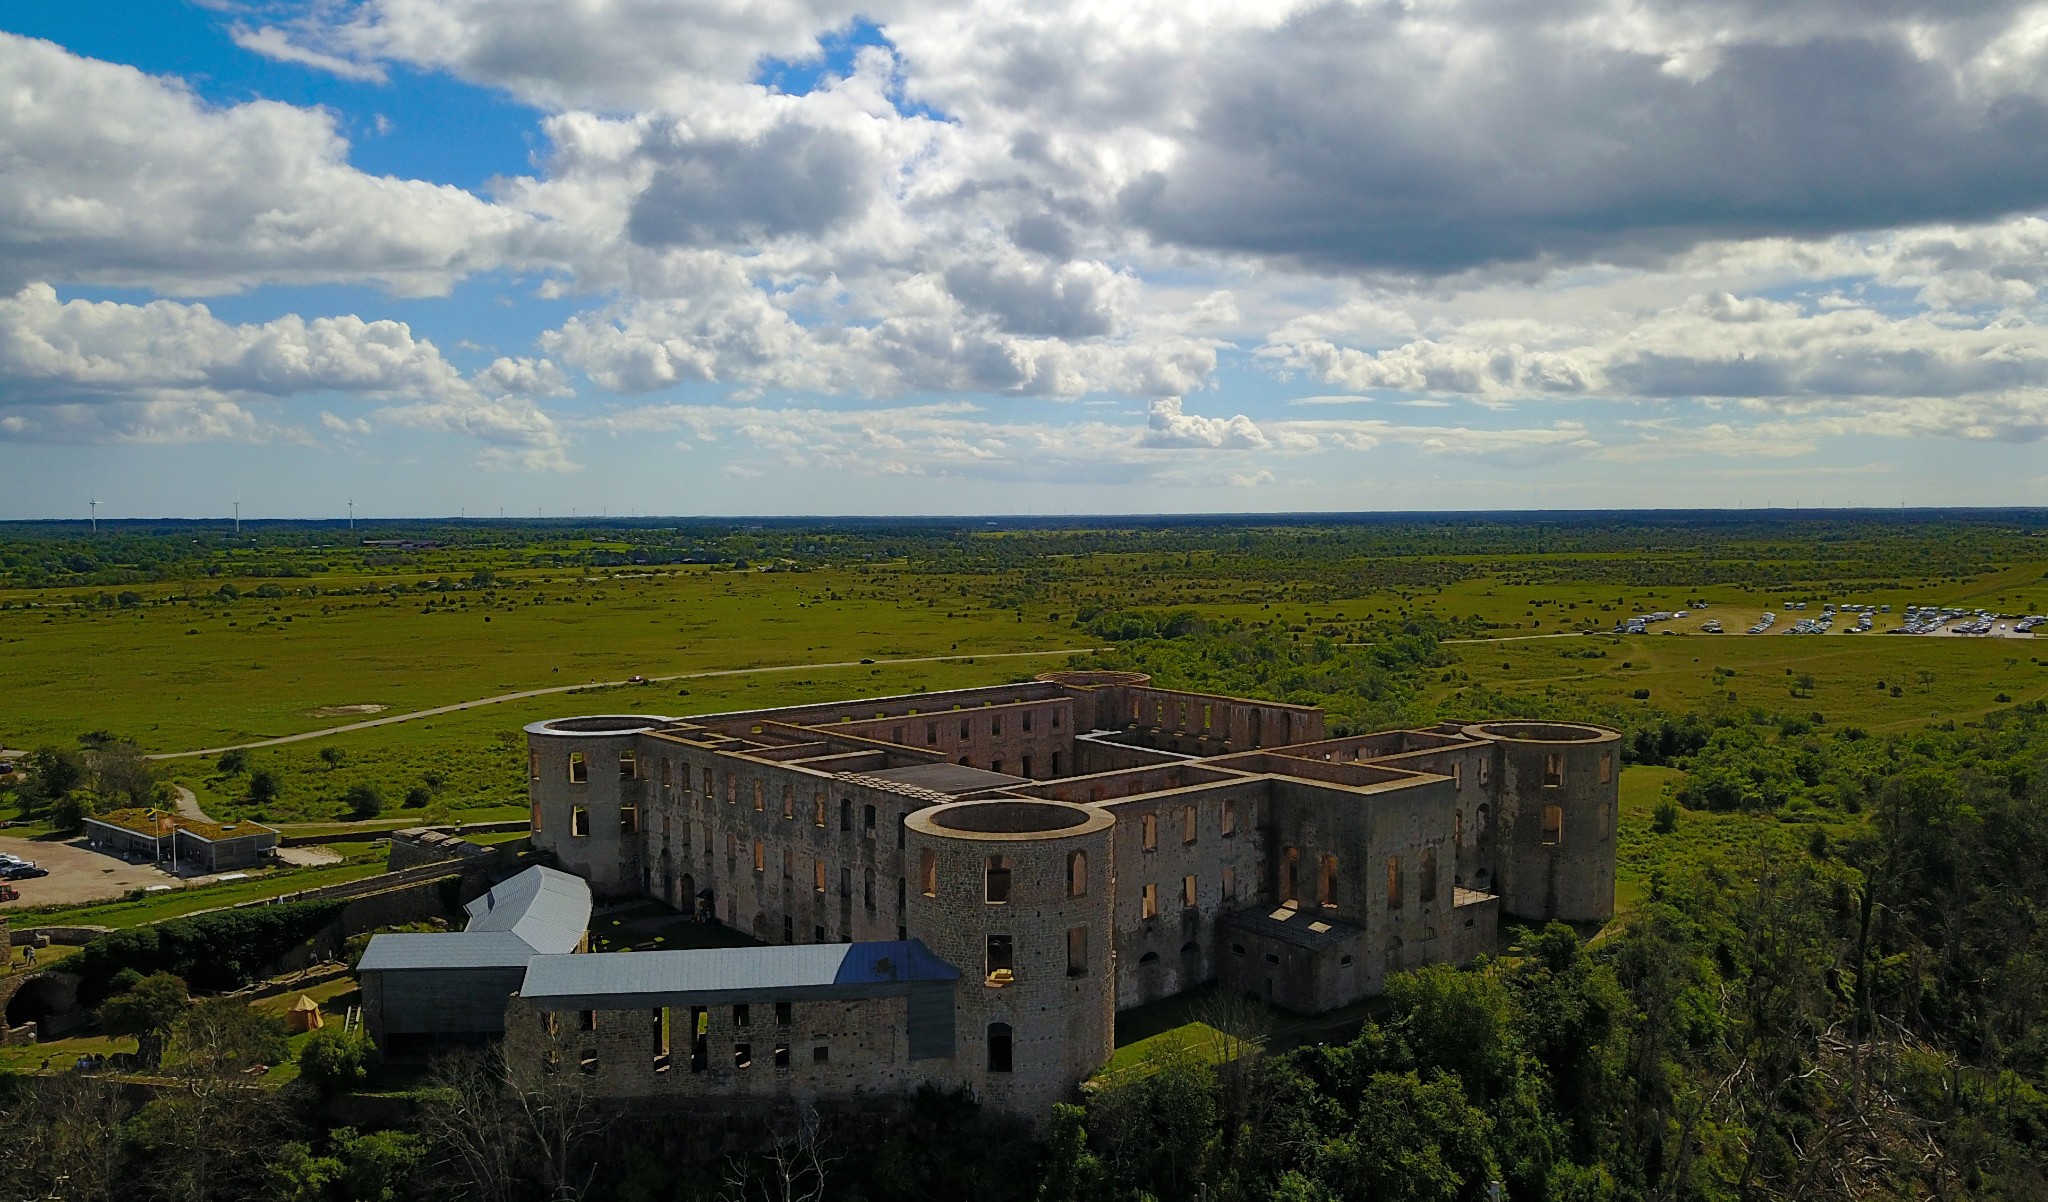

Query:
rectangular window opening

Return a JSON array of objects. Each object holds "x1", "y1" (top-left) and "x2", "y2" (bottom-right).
[
  {"x1": 571, "y1": 806, "x2": 590, "y2": 838},
  {"x1": 985, "y1": 933, "x2": 1015, "y2": 986},
  {"x1": 568, "y1": 752, "x2": 588, "y2": 784}
]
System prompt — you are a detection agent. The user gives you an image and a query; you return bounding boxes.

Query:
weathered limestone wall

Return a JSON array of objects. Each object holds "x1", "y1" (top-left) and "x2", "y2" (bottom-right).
[{"x1": 903, "y1": 800, "x2": 1115, "y2": 1121}]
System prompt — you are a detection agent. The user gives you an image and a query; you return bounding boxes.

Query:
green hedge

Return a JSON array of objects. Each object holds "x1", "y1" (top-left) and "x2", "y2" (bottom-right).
[{"x1": 62, "y1": 899, "x2": 347, "y2": 999}]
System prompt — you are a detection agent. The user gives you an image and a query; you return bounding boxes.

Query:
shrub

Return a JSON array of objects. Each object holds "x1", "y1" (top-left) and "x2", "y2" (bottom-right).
[
  {"x1": 1651, "y1": 799, "x2": 1679, "y2": 834},
  {"x1": 343, "y1": 784, "x2": 384, "y2": 819},
  {"x1": 248, "y1": 768, "x2": 281, "y2": 805},
  {"x1": 216, "y1": 749, "x2": 248, "y2": 775},
  {"x1": 297, "y1": 1025, "x2": 375, "y2": 1089}
]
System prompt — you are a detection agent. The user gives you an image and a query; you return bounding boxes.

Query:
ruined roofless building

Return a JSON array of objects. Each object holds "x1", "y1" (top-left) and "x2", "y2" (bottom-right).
[{"x1": 508, "y1": 671, "x2": 1618, "y2": 1121}]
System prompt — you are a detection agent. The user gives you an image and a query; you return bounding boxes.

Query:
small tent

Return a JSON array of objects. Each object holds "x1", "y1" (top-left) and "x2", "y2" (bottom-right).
[{"x1": 287, "y1": 994, "x2": 324, "y2": 1033}]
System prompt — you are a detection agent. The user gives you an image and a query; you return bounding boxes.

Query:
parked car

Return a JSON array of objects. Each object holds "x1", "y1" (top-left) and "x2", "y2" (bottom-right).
[{"x1": 1, "y1": 864, "x2": 48, "y2": 880}]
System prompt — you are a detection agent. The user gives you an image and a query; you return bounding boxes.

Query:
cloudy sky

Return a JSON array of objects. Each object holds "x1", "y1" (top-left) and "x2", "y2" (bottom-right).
[{"x1": 6, "y1": 0, "x2": 2048, "y2": 518}]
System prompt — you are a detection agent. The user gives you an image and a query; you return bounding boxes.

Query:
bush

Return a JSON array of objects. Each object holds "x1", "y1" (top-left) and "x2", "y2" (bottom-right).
[
  {"x1": 1631, "y1": 688, "x2": 1651, "y2": 700},
  {"x1": 297, "y1": 1025, "x2": 375, "y2": 1089},
  {"x1": 342, "y1": 784, "x2": 384, "y2": 819},
  {"x1": 216, "y1": 749, "x2": 248, "y2": 775},
  {"x1": 1651, "y1": 798, "x2": 1679, "y2": 834},
  {"x1": 247, "y1": 768, "x2": 281, "y2": 805},
  {"x1": 403, "y1": 786, "x2": 431, "y2": 809}
]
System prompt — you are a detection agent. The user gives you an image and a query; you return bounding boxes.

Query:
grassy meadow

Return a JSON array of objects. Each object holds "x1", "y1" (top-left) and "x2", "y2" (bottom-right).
[{"x1": 4, "y1": 516, "x2": 2044, "y2": 837}]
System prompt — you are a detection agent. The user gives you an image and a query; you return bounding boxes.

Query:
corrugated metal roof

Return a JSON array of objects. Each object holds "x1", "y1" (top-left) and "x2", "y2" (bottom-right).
[
  {"x1": 356, "y1": 931, "x2": 539, "y2": 971},
  {"x1": 462, "y1": 865, "x2": 590, "y2": 955},
  {"x1": 361, "y1": 865, "x2": 591, "y2": 975},
  {"x1": 518, "y1": 939, "x2": 959, "y2": 1002}
]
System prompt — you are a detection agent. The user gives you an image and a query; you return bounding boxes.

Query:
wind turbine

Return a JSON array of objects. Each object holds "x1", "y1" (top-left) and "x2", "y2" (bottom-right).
[
  {"x1": 348, "y1": 497, "x2": 355, "y2": 533},
  {"x1": 233, "y1": 494, "x2": 241, "y2": 536},
  {"x1": 88, "y1": 498, "x2": 98, "y2": 534}
]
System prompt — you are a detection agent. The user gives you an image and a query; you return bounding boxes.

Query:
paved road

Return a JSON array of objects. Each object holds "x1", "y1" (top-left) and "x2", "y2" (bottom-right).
[{"x1": 149, "y1": 646, "x2": 1106, "y2": 761}]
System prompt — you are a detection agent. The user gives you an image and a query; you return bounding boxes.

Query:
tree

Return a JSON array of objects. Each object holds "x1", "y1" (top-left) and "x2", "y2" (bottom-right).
[
  {"x1": 216, "y1": 748, "x2": 248, "y2": 775},
  {"x1": 344, "y1": 783, "x2": 384, "y2": 819},
  {"x1": 0, "y1": 1074, "x2": 131, "y2": 1202},
  {"x1": 171, "y1": 996, "x2": 291, "y2": 1079},
  {"x1": 19, "y1": 744, "x2": 85, "y2": 810},
  {"x1": 85, "y1": 738, "x2": 163, "y2": 809},
  {"x1": 96, "y1": 971, "x2": 189, "y2": 1070},
  {"x1": 404, "y1": 785, "x2": 433, "y2": 809},
  {"x1": 248, "y1": 767, "x2": 281, "y2": 806},
  {"x1": 299, "y1": 1025, "x2": 376, "y2": 1090},
  {"x1": 320, "y1": 746, "x2": 347, "y2": 770}
]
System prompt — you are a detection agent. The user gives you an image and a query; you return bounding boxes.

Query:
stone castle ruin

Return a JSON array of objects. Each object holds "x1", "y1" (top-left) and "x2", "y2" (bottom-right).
[{"x1": 364, "y1": 671, "x2": 1618, "y2": 1122}]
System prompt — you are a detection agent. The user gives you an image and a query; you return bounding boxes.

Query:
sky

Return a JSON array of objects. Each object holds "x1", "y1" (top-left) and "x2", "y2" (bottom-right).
[{"x1": 6, "y1": 1, "x2": 2048, "y2": 519}]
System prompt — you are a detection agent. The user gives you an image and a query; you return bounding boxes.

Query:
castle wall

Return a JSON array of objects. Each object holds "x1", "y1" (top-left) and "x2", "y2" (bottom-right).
[
  {"x1": 1100, "y1": 780, "x2": 1267, "y2": 1008},
  {"x1": 1465, "y1": 723, "x2": 1620, "y2": 924},
  {"x1": 903, "y1": 800, "x2": 1115, "y2": 1119},
  {"x1": 505, "y1": 992, "x2": 933, "y2": 1102}
]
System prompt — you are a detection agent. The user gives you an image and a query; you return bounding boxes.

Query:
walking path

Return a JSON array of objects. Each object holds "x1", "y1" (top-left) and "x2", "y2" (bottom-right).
[
  {"x1": 170, "y1": 784, "x2": 210, "y2": 823},
  {"x1": 149, "y1": 646, "x2": 1106, "y2": 761}
]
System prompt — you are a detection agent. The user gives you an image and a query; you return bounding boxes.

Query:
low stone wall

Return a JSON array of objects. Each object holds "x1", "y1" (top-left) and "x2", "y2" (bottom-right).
[
  {"x1": 387, "y1": 828, "x2": 502, "y2": 872},
  {"x1": 6, "y1": 926, "x2": 109, "y2": 948},
  {"x1": 260, "y1": 874, "x2": 471, "y2": 978},
  {"x1": 279, "y1": 819, "x2": 527, "y2": 849}
]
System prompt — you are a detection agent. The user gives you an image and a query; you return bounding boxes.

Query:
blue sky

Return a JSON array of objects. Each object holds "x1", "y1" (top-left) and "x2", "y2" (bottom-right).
[{"x1": 4, "y1": 0, "x2": 2048, "y2": 519}]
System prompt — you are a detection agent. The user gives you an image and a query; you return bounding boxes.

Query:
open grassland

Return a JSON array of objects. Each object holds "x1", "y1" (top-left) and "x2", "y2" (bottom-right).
[
  {"x1": 0, "y1": 564, "x2": 1082, "y2": 752},
  {"x1": 5, "y1": 517, "x2": 2044, "y2": 828}
]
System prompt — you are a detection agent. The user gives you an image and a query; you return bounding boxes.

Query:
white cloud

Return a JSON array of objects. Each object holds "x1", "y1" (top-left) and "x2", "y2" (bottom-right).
[
  {"x1": 0, "y1": 33, "x2": 526, "y2": 296},
  {"x1": 1142, "y1": 397, "x2": 1268, "y2": 449},
  {"x1": 0, "y1": 285, "x2": 575, "y2": 467},
  {"x1": 229, "y1": 25, "x2": 389, "y2": 83}
]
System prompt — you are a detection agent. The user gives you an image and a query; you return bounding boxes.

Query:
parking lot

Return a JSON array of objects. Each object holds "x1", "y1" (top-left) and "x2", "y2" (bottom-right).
[{"x1": 0, "y1": 837, "x2": 182, "y2": 910}]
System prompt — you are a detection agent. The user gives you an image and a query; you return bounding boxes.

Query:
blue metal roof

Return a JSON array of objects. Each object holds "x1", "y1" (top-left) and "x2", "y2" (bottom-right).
[
  {"x1": 356, "y1": 931, "x2": 538, "y2": 972},
  {"x1": 461, "y1": 865, "x2": 590, "y2": 955},
  {"x1": 517, "y1": 939, "x2": 959, "y2": 1002}
]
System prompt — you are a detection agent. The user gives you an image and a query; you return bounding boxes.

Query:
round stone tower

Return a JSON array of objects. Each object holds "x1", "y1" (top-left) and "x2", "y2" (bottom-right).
[
  {"x1": 903, "y1": 799, "x2": 1116, "y2": 1117},
  {"x1": 524, "y1": 715, "x2": 667, "y2": 897},
  {"x1": 1463, "y1": 721, "x2": 1619, "y2": 925}
]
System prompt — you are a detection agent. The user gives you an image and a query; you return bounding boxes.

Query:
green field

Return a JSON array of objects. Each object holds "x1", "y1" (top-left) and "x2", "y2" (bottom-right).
[{"x1": 4, "y1": 515, "x2": 2044, "y2": 826}]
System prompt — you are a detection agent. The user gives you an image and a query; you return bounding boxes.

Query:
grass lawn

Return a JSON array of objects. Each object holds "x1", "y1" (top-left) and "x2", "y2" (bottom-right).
[{"x1": 16, "y1": 860, "x2": 387, "y2": 930}]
